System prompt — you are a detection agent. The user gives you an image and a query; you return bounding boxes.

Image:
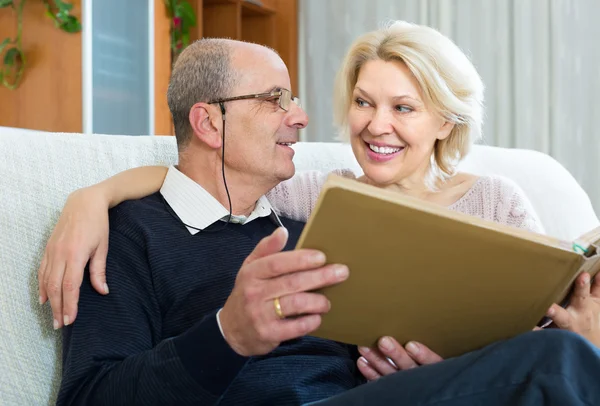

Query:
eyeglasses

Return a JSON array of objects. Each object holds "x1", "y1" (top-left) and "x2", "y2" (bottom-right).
[{"x1": 208, "y1": 88, "x2": 300, "y2": 112}]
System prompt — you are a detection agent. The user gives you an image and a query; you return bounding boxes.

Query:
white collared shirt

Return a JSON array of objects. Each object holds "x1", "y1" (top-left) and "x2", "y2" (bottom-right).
[{"x1": 160, "y1": 165, "x2": 274, "y2": 234}]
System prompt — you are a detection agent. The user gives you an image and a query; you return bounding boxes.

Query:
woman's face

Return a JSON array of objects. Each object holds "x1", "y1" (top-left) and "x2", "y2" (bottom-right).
[{"x1": 348, "y1": 59, "x2": 453, "y2": 187}]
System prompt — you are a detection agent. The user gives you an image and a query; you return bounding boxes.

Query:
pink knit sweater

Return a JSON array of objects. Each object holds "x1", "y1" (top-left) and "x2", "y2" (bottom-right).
[{"x1": 266, "y1": 170, "x2": 545, "y2": 234}]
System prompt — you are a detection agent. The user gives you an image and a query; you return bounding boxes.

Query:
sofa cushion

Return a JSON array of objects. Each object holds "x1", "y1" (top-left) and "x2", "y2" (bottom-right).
[{"x1": 0, "y1": 132, "x2": 177, "y2": 404}]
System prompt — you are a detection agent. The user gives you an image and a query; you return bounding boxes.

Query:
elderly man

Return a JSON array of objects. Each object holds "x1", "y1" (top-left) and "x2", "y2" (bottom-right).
[{"x1": 54, "y1": 38, "x2": 600, "y2": 405}]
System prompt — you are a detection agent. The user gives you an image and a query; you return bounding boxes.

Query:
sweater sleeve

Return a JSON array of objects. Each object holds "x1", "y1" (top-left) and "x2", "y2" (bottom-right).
[
  {"x1": 57, "y1": 226, "x2": 248, "y2": 406},
  {"x1": 266, "y1": 169, "x2": 356, "y2": 221},
  {"x1": 492, "y1": 176, "x2": 546, "y2": 234}
]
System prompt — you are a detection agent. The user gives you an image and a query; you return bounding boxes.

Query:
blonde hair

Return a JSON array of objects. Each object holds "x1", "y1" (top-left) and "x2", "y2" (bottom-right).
[{"x1": 333, "y1": 21, "x2": 485, "y2": 186}]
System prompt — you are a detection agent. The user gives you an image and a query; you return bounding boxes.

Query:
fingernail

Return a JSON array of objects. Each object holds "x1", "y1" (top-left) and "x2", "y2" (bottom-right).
[
  {"x1": 358, "y1": 356, "x2": 368, "y2": 365},
  {"x1": 583, "y1": 274, "x2": 590, "y2": 284},
  {"x1": 39, "y1": 296, "x2": 44, "y2": 305},
  {"x1": 103, "y1": 283, "x2": 109, "y2": 294},
  {"x1": 312, "y1": 252, "x2": 326, "y2": 263},
  {"x1": 547, "y1": 307, "x2": 555, "y2": 316},
  {"x1": 63, "y1": 315, "x2": 70, "y2": 326},
  {"x1": 379, "y1": 337, "x2": 393, "y2": 351},
  {"x1": 335, "y1": 265, "x2": 349, "y2": 279},
  {"x1": 278, "y1": 227, "x2": 289, "y2": 239},
  {"x1": 53, "y1": 319, "x2": 59, "y2": 330},
  {"x1": 406, "y1": 342, "x2": 419, "y2": 355},
  {"x1": 359, "y1": 346, "x2": 370, "y2": 354}
]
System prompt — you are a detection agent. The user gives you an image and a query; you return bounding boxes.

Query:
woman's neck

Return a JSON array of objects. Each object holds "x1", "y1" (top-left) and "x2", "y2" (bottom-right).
[{"x1": 360, "y1": 166, "x2": 439, "y2": 201}]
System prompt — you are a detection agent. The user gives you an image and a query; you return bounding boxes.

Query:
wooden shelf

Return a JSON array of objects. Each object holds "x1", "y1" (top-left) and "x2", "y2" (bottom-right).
[
  {"x1": 242, "y1": 0, "x2": 276, "y2": 16},
  {"x1": 201, "y1": 0, "x2": 298, "y2": 90},
  {"x1": 205, "y1": 0, "x2": 276, "y2": 12}
]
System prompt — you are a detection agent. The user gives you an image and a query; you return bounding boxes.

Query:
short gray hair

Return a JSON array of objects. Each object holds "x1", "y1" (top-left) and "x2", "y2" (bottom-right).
[{"x1": 167, "y1": 38, "x2": 238, "y2": 150}]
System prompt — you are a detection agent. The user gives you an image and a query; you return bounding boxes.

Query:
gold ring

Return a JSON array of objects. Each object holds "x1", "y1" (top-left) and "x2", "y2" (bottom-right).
[{"x1": 273, "y1": 297, "x2": 284, "y2": 319}]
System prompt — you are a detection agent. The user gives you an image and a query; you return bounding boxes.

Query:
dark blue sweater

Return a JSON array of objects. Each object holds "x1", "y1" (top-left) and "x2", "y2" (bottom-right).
[{"x1": 58, "y1": 192, "x2": 363, "y2": 405}]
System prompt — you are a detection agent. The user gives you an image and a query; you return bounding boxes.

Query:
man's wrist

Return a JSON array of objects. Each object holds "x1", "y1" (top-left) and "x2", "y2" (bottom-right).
[{"x1": 217, "y1": 305, "x2": 249, "y2": 356}]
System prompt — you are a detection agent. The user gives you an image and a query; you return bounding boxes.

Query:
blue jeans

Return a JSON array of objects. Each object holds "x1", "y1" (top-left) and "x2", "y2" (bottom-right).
[{"x1": 310, "y1": 330, "x2": 599, "y2": 406}]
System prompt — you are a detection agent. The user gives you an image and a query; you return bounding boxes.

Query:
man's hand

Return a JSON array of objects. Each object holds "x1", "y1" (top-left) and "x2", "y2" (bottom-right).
[
  {"x1": 545, "y1": 272, "x2": 600, "y2": 348},
  {"x1": 357, "y1": 336, "x2": 443, "y2": 381},
  {"x1": 219, "y1": 227, "x2": 349, "y2": 356},
  {"x1": 38, "y1": 188, "x2": 111, "y2": 330}
]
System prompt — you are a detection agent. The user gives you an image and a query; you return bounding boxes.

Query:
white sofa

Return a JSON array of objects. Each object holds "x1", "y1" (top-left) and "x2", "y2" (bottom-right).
[{"x1": 0, "y1": 129, "x2": 598, "y2": 404}]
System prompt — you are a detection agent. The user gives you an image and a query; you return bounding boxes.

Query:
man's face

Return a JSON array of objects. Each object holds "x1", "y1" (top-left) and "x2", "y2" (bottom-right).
[{"x1": 221, "y1": 46, "x2": 308, "y2": 186}]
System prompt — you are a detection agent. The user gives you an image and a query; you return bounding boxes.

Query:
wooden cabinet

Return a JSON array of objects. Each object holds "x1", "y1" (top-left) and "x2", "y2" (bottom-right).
[
  {"x1": 0, "y1": 0, "x2": 298, "y2": 135},
  {"x1": 200, "y1": 0, "x2": 297, "y2": 84},
  {"x1": 198, "y1": 0, "x2": 298, "y2": 95}
]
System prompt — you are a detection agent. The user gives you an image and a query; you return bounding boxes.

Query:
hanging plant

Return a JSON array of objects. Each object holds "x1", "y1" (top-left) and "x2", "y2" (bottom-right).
[
  {"x1": 0, "y1": 0, "x2": 81, "y2": 90},
  {"x1": 0, "y1": 0, "x2": 25, "y2": 90},
  {"x1": 44, "y1": 0, "x2": 82, "y2": 33},
  {"x1": 164, "y1": 0, "x2": 197, "y2": 61}
]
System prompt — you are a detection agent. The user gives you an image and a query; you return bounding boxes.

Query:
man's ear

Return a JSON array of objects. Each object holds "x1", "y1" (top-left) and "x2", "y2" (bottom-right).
[
  {"x1": 189, "y1": 102, "x2": 223, "y2": 149},
  {"x1": 436, "y1": 120, "x2": 455, "y2": 141}
]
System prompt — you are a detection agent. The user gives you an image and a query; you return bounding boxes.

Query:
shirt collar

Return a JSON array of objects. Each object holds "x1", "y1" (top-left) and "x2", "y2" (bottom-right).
[{"x1": 160, "y1": 165, "x2": 274, "y2": 235}]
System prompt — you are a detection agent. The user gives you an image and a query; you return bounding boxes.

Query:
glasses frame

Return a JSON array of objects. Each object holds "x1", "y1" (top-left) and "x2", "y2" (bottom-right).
[{"x1": 208, "y1": 88, "x2": 300, "y2": 112}]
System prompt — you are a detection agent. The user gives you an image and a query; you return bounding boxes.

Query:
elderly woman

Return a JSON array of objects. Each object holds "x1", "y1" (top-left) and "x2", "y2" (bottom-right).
[
  {"x1": 270, "y1": 21, "x2": 542, "y2": 233},
  {"x1": 39, "y1": 21, "x2": 595, "y2": 380}
]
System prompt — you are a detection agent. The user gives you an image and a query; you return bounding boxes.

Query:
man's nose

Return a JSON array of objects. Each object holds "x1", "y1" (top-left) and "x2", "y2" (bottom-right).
[{"x1": 286, "y1": 101, "x2": 308, "y2": 129}]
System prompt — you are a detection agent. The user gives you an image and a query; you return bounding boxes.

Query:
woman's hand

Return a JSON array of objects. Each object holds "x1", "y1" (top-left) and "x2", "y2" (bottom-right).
[
  {"x1": 356, "y1": 271, "x2": 600, "y2": 382},
  {"x1": 38, "y1": 187, "x2": 110, "y2": 330},
  {"x1": 357, "y1": 336, "x2": 443, "y2": 381},
  {"x1": 37, "y1": 165, "x2": 168, "y2": 330},
  {"x1": 545, "y1": 272, "x2": 600, "y2": 347}
]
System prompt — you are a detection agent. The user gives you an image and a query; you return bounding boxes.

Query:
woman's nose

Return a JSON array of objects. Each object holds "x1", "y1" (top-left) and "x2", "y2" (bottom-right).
[{"x1": 367, "y1": 108, "x2": 394, "y2": 136}]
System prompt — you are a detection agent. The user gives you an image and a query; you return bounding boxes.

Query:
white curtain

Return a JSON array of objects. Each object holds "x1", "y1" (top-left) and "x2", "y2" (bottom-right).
[{"x1": 298, "y1": 0, "x2": 600, "y2": 214}]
